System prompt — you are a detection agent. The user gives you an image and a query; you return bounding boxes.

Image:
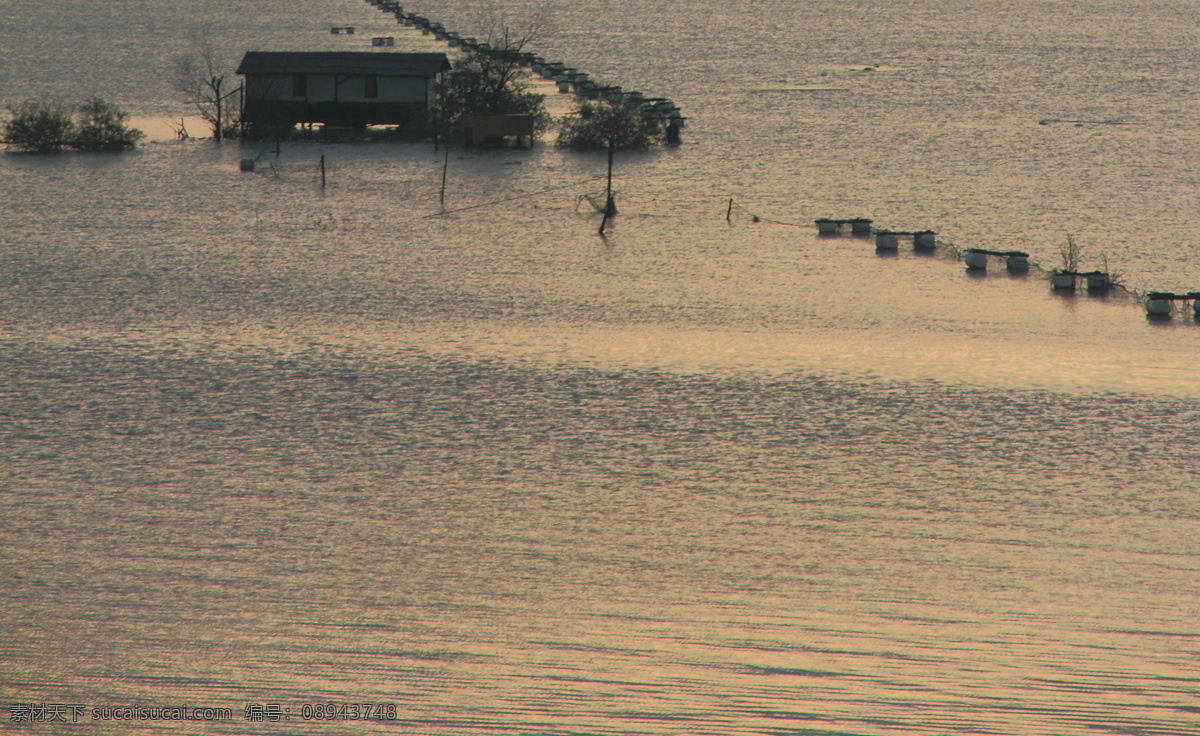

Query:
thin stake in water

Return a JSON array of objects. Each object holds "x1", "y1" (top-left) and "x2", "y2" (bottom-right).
[
  {"x1": 440, "y1": 142, "x2": 450, "y2": 207},
  {"x1": 599, "y1": 137, "x2": 616, "y2": 235}
]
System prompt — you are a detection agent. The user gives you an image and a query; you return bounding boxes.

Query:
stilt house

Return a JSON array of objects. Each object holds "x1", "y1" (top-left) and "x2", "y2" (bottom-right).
[{"x1": 237, "y1": 51, "x2": 450, "y2": 128}]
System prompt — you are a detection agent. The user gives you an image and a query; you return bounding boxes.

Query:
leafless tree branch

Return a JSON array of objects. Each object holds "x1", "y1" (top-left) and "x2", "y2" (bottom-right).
[{"x1": 172, "y1": 29, "x2": 238, "y2": 141}]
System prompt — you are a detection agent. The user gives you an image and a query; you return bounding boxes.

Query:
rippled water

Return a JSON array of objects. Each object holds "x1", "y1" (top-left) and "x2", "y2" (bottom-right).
[{"x1": 2, "y1": 0, "x2": 1198, "y2": 734}]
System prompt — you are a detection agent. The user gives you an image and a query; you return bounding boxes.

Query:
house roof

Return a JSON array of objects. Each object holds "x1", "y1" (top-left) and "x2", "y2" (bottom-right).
[{"x1": 236, "y1": 51, "x2": 450, "y2": 77}]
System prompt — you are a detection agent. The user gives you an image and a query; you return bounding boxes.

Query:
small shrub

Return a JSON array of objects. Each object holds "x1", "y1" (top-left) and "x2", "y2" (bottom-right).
[
  {"x1": 557, "y1": 98, "x2": 663, "y2": 151},
  {"x1": 1059, "y1": 234, "x2": 1083, "y2": 272},
  {"x1": 72, "y1": 97, "x2": 144, "y2": 151},
  {"x1": 3, "y1": 98, "x2": 144, "y2": 153},
  {"x1": 2, "y1": 101, "x2": 76, "y2": 152}
]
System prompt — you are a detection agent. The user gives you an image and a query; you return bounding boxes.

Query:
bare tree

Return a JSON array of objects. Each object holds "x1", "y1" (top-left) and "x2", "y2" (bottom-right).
[
  {"x1": 470, "y1": 1, "x2": 554, "y2": 54},
  {"x1": 470, "y1": 1, "x2": 554, "y2": 42},
  {"x1": 437, "y1": 4, "x2": 555, "y2": 133},
  {"x1": 1059, "y1": 234, "x2": 1083, "y2": 273},
  {"x1": 469, "y1": 2, "x2": 553, "y2": 103},
  {"x1": 172, "y1": 30, "x2": 240, "y2": 141}
]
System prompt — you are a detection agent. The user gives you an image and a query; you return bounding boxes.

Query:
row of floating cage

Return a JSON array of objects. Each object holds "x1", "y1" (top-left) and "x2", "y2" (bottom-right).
[
  {"x1": 814, "y1": 218, "x2": 1194, "y2": 319},
  {"x1": 815, "y1": 218, "x2": 935, "y2": 251},
  {"x1": 360, "y1": 0, "x2": 685, "y2": 130},
  {"x1": 964, "y1": 252, "x2": 1115, "y2": 294},
  {"x1": 1144, "y1": 292, "x2": 1200, "y2": 318}
]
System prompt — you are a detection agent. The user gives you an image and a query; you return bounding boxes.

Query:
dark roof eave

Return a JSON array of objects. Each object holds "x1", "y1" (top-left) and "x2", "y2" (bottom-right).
[{"x1": 237, "y1": 51, "x2": 451, "y2": 77}]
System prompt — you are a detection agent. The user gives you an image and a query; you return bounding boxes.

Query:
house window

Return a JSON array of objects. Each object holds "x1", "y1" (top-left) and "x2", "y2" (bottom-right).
[
  {"x1": 364, "y1": 75, "x2": 378, "y2": 99},
  {"x1": 292, "y1": 74, "x2": 307, "y2": 97}
]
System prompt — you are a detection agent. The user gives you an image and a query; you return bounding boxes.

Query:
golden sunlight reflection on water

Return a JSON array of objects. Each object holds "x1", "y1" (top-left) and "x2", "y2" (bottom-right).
[
  {"x1": 440, "y1": 323, "x2": 1200, "y2": 398},
  {"x1": 168, "y1": 317, "x2": 1200, "y2": 399}
]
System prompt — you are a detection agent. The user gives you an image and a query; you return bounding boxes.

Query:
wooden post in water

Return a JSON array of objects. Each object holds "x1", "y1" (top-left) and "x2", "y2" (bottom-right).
[
  {"x1": 439, "y1": 140, "x2": 450, "y2": 207},
  {"x1": 320, "y1": 155, "x2": 326, "y2": 188},
  {"x1": 726, "y1": 198, "x2": 733, "y2": 222},
  {"x1": 605, "y1": 136, "x2": 615, "y2": 211},
  {"x1": 666, "y1": 120, "x2": 680, "y2": 145},
  {"x1": 599, "y1": 137, "x2": 616, "y2": 235}
]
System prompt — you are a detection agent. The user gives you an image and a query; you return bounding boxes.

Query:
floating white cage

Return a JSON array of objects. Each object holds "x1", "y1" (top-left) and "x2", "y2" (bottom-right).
[
  {"x1": 1145, "y1": 297, "x2": 1172, "y2": 315},
  {"x1": 964, "y1": 251, "x2": 988, "y2": 269},
  {"x1": 1006, "y1": 255, "x2": 1029, "y2": 272}
]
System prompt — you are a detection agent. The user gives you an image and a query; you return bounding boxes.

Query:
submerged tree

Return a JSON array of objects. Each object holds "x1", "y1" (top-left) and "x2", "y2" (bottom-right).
[
  {"x1": 556, "y1": 98, "x2": 663, "y2": 151},
  {"x1": 2, "y1": 98, "x2": 145, "y2": 153},
  {"x1": 72, "y1": 97, "x2": 144, "y2": 151},
  {"x1": 172, "y1": 30, "x2": 240, "y2": 141},
  {"x1": 2, "y1": 101, "x2": 76, "y2": 152},
  {"x1": 436, "y1": 5, "x2": 553, "y2": 137},
  {"x1": 438, "y1": 53, "x2": 549, "y2": 131}
]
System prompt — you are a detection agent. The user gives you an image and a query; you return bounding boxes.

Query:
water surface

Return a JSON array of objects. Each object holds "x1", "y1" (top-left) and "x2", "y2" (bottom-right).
[{"x1": 2, "y1": 1, "x2": 1198, "y2": 734}]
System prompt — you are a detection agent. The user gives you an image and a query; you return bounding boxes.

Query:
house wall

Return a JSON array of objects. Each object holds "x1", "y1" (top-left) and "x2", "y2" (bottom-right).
[
  {"x1": 246, "y1": 76, "x2": 291, "y2": 101},
  {"x1": 247, "y1": 74, "x2": 430, "y2": 104},
  {"x1": 379, "y1": 77, "x2": 430, "y2": 104}
]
